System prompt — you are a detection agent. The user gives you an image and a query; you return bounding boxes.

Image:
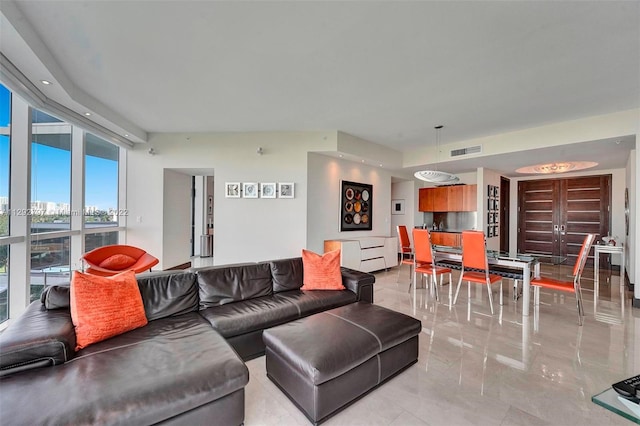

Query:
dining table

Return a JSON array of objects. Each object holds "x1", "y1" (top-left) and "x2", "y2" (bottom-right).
[{"x1": 427, "y1": 245, "x2": 566, "y2": 318}]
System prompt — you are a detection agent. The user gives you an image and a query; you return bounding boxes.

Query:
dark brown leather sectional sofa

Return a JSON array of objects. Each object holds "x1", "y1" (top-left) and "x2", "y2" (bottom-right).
[{"x1": 0, "y1": 257, "x2": 375, "y2": 425}]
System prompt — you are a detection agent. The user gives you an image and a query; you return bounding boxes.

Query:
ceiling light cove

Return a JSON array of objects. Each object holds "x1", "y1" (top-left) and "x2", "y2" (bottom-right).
[{"x1": 516, "y1": 161, "x2": 598, "y2": 174}]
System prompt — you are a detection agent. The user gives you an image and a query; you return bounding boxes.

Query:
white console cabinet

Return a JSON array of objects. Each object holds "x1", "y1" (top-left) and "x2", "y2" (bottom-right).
[{"x1": 324, "y1": 236, "x2": 398, "y2": 273}]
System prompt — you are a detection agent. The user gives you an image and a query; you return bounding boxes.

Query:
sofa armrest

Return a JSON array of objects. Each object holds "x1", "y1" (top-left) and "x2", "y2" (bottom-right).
[
  {"x1": 0, "y1": 301, "x2": 76, "y2": 377},
  {"x1": 340, "y1": 267, "x2": 375, "y2": 303}
]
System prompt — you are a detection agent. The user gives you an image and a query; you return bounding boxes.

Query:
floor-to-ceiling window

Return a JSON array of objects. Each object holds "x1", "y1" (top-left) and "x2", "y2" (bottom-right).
[
  {"x1": 30, "y1": 109, "x2": 72, "y2": 301},
  {"x1": 0, "y1": 82, "x2": 126, "y2": 320},
  {"x1": 0, "y1": 84, "x2": 10, "y2": 322},
  {"x1": 84, "y1": 133, "x2": 120, "y2": 252}
]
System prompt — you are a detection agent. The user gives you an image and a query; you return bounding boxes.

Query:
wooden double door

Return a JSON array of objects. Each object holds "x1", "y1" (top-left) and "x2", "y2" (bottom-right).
[{"x1": 517, "y1": 175, "x2": 611, "y2": 268}]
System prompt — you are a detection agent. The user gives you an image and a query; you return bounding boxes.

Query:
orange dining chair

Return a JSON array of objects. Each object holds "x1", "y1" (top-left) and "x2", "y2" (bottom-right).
[
  {"x1": 82, "y1": 245, "x2": 159, "y2": 277},
  {"x1": 397, "y1": 225, "x2": 414, "y2": 290},
  {"x1": 413, "y1": 228, "x2": 452, "y2": 301},
  {"x1": 531, "y1": 233, "x2": 596, "y2": 326},
  {"x1": 453, "y1": 230, "x2": 503, "y2": 314}
]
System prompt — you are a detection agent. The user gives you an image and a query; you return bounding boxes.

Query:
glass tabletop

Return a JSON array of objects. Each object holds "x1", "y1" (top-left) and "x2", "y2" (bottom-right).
[
  {"x1": 432, "y1": 245, "x2": 566, "y2": 264},
  {"x1": 592, "y1": 388, "x2": 640, "y2": 424}
]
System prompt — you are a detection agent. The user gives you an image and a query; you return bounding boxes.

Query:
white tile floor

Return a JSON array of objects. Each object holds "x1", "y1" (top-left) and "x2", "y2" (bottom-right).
[{"x1": 244, "y1": 265, "x2": 638, "y2": 425}]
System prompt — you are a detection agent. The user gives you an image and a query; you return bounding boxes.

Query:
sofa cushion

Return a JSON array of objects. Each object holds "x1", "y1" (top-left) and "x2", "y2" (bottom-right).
[
  {"x1": 273, "y1": 290, "x2": 357, "y2": 317},
  {"x1": 136, "y1": 270, "x2": 199, "y2": 321},
  {"x1": 301, "y1": 249, "x2": 345, "y2": 291},
  {"x1": 269, "y1": 257, "x2": 304, "y2": 293},
  {"x1": 0, "y1": 313, "x2": 249, "y2": 425},
  {"x1": 199, "y1": 295, "x2": 300, "y2": 338},
  {"x1": 0, "y1": 301, "x2": 76, "y2": 376},
  {"x1": 70, "y1": 270, "x2": 148, "y2": 350},
  {"x1": 197, "y1": 262, "x2": 273, "y2": 308}
]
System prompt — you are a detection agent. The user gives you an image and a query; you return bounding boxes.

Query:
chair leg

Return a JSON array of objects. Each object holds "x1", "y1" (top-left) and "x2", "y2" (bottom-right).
[
  {"x1": 448, "y1": 272, "x2": 453, "y2": 300},
  {"x1": 576, "y1": 289, "x2": 584, "y2": 326},
  {"x1": 513, "y1": 279, "x2": 519, "y2": 301},
  {"x1": 410, "y1": 267, "x2": 416, "y2": 293},
  {"x1": 453, "y1": 273, "x2": 464, "y2": 305},
  {"x1": 499, "y1": 280, "x2": 503, "y2": 306},
  {"x1": 432, "y1": 274, "x2": 439, "y2": 301},
  {"x1": 533, "y1": 286, "x2": 540, "y2": 306},
  {"x1": 486, "y1": 280, "x2": 494, "y2": 315}
]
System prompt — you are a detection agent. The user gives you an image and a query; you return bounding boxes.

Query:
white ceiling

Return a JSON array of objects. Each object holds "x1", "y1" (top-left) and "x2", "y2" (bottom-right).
[{"x1": 0, "y1": 1, "x2": 638, "y2": 176}]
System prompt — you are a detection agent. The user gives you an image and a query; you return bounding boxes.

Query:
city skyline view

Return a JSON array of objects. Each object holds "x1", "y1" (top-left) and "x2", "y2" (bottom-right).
[{"x1": 0, "y1": 84, "x2": 119, "y2": 213}]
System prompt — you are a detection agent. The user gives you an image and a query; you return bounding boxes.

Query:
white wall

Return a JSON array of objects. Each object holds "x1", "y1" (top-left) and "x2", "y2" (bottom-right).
[
  {"x1": 162, "y1": 169, "x2": 192, "y2": 268},
  {"x1": 307, "y1": 153, "x2": 393, "y2": 254},
  {"x1": 391, "y1": 181, "x2": 418, "y2": 249},
  {"x1": 193, "y1": 176, "x2": 204, "y2": 256},
  {"x1": 127, "y1": 132, "x2": 336, "y2": 268},
  {"x1": 629, "y1": 148, "x2": 638, "y2": 301}
]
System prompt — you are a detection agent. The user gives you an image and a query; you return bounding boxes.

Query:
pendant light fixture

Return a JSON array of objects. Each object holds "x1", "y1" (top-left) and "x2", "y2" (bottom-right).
[{"x1": 414, "y1": 125, "x2": 460, "y2": 184}]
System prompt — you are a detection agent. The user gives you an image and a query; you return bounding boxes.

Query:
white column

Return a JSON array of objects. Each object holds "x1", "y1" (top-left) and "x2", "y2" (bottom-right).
[
  {"x1": 8, "y1": 97, "x2": 31, "y2": 319},
  {"x1": 69, "y1": 127, "x2": 84, "y2": 271}
]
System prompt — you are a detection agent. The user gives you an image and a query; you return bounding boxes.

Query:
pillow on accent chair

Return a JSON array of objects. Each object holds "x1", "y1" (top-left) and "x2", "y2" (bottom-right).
[
  {"x1": 98, "y1": 254, "x2": 138, "y2": 271},
  {"x1": 300, "y1": 249, "x2": 345, "y2": 290},
  {"x1": 70, "y1": 270, "x2": 148, "y2": 351}
]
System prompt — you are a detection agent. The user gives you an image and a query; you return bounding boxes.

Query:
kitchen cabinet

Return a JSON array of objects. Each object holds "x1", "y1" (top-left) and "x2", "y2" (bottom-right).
[
  {"x1": 418, "y1": 188, "x2": 433, "y2": 212},
  {"x1": 447, "y1": 186, "x2": 464, "y2": 211},
  {"x1": 462, "y1": 184, "x2": 477, "y2": 211},
  {"x1": 430, "y1": 232, "x2": 461, "y2": 248},
  {"x1": 419, "y1": 185, "x2": 477, "y2": 212}
]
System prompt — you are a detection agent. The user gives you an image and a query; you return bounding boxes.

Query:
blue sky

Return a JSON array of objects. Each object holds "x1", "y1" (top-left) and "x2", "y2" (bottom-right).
[{"x1": 0, "y1": 84, "x2": 118, "y2": 211}]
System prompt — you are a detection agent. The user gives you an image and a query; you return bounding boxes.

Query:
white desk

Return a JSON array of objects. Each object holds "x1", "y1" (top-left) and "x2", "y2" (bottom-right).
[{"x1": 594, "y1": 244, "x2": 625, "y2": 283}]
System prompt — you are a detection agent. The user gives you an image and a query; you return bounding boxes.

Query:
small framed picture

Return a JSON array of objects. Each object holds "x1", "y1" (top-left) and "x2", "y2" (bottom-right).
[
  {"x1": 243, "y1": 182, "x2": 259, "y2": 198},
  {"x1": 391, "y1": 199, "x2": 405, "y2": 215},
  {"x1": 261, "y1": 182, "x2": 276, "y2": 198},
  {"x1": 279, "y1": 182, "x2": 294, "y2": 198},
  {"x1": 225, "y1": 182, "x2": 241, "y2": 198}
]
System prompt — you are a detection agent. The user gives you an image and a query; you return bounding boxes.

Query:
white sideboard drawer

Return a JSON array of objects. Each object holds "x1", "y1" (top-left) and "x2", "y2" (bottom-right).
[
  {"x1": 358, "y1": 237, "x2": 386, "y2": 249},
  {"x1": 361, "y1": 246, "x2": 385, "y2": 260},
  {"x1": 360, "y1": 257, "x2": 387, "y2": 272}
]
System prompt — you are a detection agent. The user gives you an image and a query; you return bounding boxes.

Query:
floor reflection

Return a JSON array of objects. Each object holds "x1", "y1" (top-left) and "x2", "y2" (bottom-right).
[{"x1": 243, "y1": 263, "x2": 637, "y2": 425}]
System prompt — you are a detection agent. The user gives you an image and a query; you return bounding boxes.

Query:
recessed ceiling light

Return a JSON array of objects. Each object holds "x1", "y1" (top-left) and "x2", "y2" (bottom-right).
[
  {"x1": 40, "y1": 80, "x2": 51, "y2": 85},
  {"x1": 124, "y1": 134, "x2": 129, "y2": 137},
  {"x1": 339, "y1": 154, "x2": 343, "y2": 158},
  {"x1": 84, "y1": 112, "x2": 91, "y2": 116},
  {"x1": 379, "y1": 164, "x2": 383, "y2": 167},
  {"x1": 361, "y1": 160, "x2": 365, "y2": 163}
]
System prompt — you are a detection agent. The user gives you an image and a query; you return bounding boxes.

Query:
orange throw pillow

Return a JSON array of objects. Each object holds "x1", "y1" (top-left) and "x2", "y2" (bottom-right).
[
  {"x1": 98, "y1": 254, "x2": 137, "y2": 270},
  {"x1": 70, "y1": 270, "x2": 148, "y2": 351},
  {"x1": 301, "y1": 249, "x2": 345, "y2": 290}
]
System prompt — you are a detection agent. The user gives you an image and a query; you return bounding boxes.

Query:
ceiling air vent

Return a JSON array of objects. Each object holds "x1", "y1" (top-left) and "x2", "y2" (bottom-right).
[{"x1": 450, "y1": 145, "x2": 482, "y2": 157}]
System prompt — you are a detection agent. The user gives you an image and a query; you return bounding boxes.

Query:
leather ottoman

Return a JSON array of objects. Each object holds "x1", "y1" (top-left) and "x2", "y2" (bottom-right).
[{"x1": 262, "y1": 302, "x2": 421, "y2": 424}]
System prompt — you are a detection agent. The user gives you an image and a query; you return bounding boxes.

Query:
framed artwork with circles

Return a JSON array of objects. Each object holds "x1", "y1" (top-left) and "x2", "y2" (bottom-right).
[{"x1": 340, "y1": 180, "x2": 373, "y2": 231}]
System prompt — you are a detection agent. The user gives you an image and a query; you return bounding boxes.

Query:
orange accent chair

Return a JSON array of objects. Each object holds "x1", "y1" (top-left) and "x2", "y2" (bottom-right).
[
  {"x1": 453, "y1": 230, "x2": 503, "y2": 314},
  {"x1": 396, "y1": 225, "x2": 414, "y2": 290},
  {"x1": 413, "y1": 228, "x2": 452, "y2": 301},
  {"x1": 531, "y1": 233, "x2": 596, "y2": 325},
  {"x1": 82, "y1": 245, "x2": 159, "y2": 277}
]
